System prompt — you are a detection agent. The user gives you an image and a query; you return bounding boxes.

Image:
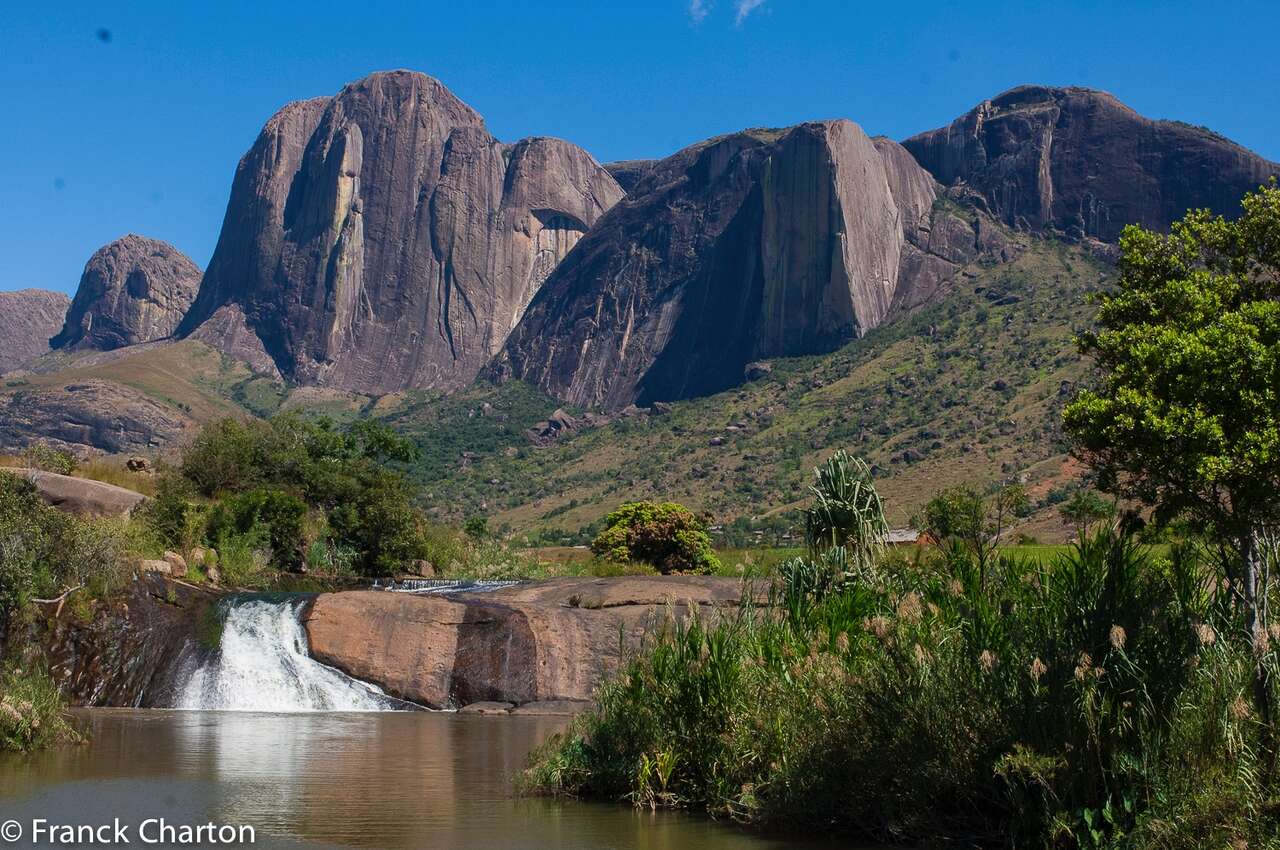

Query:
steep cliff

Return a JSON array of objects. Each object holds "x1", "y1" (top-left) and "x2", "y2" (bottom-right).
[
  {"x1": 0, "y1": 289, "x2": 69, "y2": 373},
  {"x1": 902, "y1": 85, "x2": 1280, "y2": 240},
  {"x1": 50, "y1": 235, "x2": 202, "y2": 351},
  {"x1": 491, "y1": 121, "x2": 1000, "y2": 409},
  {"x1": 180, "y1": 70, "x2": 623, "y2": 393}
]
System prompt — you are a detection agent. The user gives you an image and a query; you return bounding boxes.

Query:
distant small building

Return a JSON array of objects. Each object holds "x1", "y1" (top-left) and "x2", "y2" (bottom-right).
[{"x1": 886, "y1": 528, "x2": 935, "y2": 546}]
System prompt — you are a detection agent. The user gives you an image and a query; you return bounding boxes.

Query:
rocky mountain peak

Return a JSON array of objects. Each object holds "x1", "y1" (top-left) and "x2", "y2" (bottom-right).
[
  {"x1": 903, "y1": 85, "x2": 1280, "y2": 240},
  {"x1": 50, "y1": 235, "x2": 201, "y2": 351},
  {"x1": 491, "y1": 117, "x2": 1007, "y2": 409},
  {"x1": 180, "y1": 69, "x2": 623, "y2": 394}
]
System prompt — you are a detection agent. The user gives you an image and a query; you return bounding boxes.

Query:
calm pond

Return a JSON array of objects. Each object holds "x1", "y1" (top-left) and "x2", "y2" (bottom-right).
[{"x1": 0, "y1": 709, "x2": 852, "y2": 849}]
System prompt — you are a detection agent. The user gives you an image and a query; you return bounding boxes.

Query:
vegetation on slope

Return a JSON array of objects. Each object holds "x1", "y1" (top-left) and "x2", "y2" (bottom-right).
[{"x1": 389, "y1": 236, "x2": 1108, "y2": 541}]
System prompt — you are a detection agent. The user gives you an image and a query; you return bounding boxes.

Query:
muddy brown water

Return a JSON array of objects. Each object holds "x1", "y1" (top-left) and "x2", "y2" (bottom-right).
[{"x1": 0, "y1": 709, "x2": 857, "y2": 849}]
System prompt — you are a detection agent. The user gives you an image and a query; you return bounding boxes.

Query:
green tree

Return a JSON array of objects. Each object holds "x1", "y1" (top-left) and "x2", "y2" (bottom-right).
[
  {"x1": 591, "y1": 501, "x2": 719, "y2": 574},
  {"x1": 919, "y1": 483, "x2": 1028, "y2": 582},
  {"x1": 1064, "y1": 181, "x2": 1280, "y2": 745},
  {"x1": 1058, "y1": 489, "x2": 1115, "y2": 537}
]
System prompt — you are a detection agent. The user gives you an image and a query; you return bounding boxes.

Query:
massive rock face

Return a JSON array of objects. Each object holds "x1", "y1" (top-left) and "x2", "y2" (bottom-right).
[
  {"x1": 180, "y1": 70, "x2": 623, "y2": 393},
  {"x1": 50, "y1": 235, "x2": 202, "y2": 351},
  {"x1": 491, "y1": 121, "x2": 998, "y2": 409},
  {"x1": 304, "y1": 576, "x2": 753, "y2": 709},
  {"x1": 902, "y1": 85, "x2": 1280, "y2": 241},
  {"x1": 0, "y1": 289, "x2": 69, "y2": 373}
]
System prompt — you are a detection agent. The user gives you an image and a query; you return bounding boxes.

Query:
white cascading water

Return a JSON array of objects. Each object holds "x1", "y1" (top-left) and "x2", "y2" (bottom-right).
[{"x1": 176, "y1": 599, "x2": 393, "y2": 712}]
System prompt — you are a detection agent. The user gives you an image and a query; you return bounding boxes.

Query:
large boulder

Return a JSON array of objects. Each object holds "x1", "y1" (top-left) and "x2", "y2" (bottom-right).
[
  {"x1": 50, "y1": 235, "x2": 202, "y2": 351},
  {"x1": 902, "y1": 85, "x2": 1280, "y2": 241},
  {"x1": 179, "y1": 70, "x2": 623, "y2": 394},
  {"x1": 490, "y1": 121, "x2": 999, "y2": 409},
  {"x1": 0, "y1": 467, "x2": 146, "y2": 517},
  {"x1": 0, "y1": 289, "x2": 70, "y2": 374},
  {"x1": 303, "y1": 576, "x2": 755, "y2": 708}
]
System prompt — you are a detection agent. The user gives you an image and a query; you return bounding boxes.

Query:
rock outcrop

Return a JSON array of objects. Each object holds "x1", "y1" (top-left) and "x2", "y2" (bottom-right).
[
  {"x1": 18, "y1": 574, "x2": 218, "y2": 708},
  {"x1": 902, "y1": 85, "x2": 1280, "y2": 241},
  {"x1": 180, "y1": 70, "x2": 623, "y2": 394},
  {"x1": 0, "y1": 379, "x2": 191, "y2": 454},
  {"x1": 492, "y1": 122, "x2": 1002, "y2": 409},
  {"x1": 604, "y1": 159, "x2": 657, "y2": 193},
  {"x1": 50, "y1": 235, "x2": 202, "y2": 351},
  {"x1": 304, "y1": 576, "x2": 755, "y2": 709},
  {"x1": 0, "y1": 467, "x2": 146, "y2": 517},
  {"x1": 0, "y1": 289, "x2": 69, "y2": 373}
]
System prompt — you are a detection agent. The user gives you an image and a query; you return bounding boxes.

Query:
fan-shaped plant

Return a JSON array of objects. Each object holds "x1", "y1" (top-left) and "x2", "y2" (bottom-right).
[{"x1": 803, "y1": 450, "x2": 887, "y2": 573}]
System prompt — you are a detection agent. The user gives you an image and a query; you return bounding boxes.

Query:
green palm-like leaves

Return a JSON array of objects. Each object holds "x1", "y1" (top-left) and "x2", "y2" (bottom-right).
[{"x1": 803, "y1": 450, "x2": 887, "y2": 572}]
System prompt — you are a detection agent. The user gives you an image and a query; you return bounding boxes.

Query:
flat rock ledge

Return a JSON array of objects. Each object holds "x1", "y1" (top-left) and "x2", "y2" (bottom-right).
[{"x1": 303, "y1": 576, "x2": 758, "y2": 709}]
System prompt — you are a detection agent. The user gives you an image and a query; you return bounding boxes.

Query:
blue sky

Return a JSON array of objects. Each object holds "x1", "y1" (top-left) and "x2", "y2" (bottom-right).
[{"x1": 4, "y1": 1, "x2": 1278, "y2": 294}]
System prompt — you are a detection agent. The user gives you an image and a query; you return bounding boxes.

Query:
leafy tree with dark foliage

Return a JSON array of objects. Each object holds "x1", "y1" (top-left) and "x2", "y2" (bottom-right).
[{"x1": 1065, "y1": 181, "x2": 1280, "y2": 758}]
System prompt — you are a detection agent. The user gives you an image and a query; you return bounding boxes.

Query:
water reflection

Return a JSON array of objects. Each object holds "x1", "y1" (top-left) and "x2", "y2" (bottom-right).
[{"x1": 0, "y1": 710, "x2": 846, "y2": 849}]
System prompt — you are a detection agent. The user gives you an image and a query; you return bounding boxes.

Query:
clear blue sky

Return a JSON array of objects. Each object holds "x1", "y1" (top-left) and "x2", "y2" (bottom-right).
[{"x1": 4, "y1": 1, "x2": 1278, "y2": 294}]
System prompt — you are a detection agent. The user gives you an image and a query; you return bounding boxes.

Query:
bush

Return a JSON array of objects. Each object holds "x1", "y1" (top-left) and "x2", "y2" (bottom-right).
[
  {"x1": 0, "y1": 473, "x2": 131, "y2": 632},
  {"x1": 591, "y1": 502, "x2": 719, "y2": 574},
  {"x1": 21, "y1": 442, "x2": 76, "y2": 475},
  {"x1": 206, "y1": 488, "x2": 307, "y2": 569}
]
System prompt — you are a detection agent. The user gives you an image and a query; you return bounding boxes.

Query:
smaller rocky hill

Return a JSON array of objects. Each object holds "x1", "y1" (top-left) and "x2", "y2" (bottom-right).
[{"x1": 50, "y1": 235, "x2": 202, "y2": 351}]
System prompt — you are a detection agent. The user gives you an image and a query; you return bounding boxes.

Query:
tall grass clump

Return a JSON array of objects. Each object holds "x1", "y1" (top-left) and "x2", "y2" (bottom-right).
[
  {"x1": 525, "y1": 458, "x2": 1280, "y2": 847},
  {"x1": 0, "y1": 665, "x2": 80, "y2": 752}
]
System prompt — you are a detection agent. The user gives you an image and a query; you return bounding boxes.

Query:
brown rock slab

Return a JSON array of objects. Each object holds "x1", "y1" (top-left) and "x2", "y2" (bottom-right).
[
  {"x1": 510, "y1": 700, "x2": 590, "y2": 716},
  {"x1": 0, "y1": 467, "x2": 146, "y2": 517},
  {"x1": 303, "y1": 576, "x2": 755, "y2": 709}
]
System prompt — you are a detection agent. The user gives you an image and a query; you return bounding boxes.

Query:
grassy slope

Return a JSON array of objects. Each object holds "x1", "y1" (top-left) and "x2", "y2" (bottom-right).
[{"x1": 387, "y1": 236, "x2": 1110, "y2": 542}]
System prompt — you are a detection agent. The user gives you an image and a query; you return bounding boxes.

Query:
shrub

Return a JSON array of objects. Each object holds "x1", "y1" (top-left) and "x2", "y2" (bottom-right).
[
  {"x1": 206, "y1": 488, "x2": 307, "y2": 569},
  {"x1": 0, "y1": 473, "x2": 131, "y2": 631},
  {"x1": 21, "y1": 442, "x2": 76, "y2": 475},
  {"x1": 591, "y1": 501, "x2": 719, "y2": 574}
]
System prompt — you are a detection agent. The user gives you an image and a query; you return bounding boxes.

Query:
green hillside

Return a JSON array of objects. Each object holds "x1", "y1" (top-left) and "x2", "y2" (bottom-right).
[{"x1": 385, "y1": 234, "x2": 1110, "y2": 543}]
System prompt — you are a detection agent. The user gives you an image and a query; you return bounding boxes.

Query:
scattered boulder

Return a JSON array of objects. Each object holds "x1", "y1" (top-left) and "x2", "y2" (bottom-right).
[
  {"x1": 126, "y1": 456, "x2": 151, "y2": 472},
  {"x1": 744, "y1": 361, "x2": 773, "y2": 381},
  {"x1": 138, "y1": 559, "x2": 171, "y2": 575},
  {"x1": 162, "y1": 551, "x2": 188, "y2": 579}
]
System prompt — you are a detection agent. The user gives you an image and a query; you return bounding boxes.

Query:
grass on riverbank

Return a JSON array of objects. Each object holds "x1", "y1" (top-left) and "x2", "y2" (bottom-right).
[
  {"x1": 0, "y1": 666, "x2": 80, "y2": 752},
  {"x1": 524, "y1": 529, "x2": 1280, "y2": 847}
]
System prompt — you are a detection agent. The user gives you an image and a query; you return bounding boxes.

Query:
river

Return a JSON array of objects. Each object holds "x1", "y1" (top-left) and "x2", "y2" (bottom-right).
[
  {"x1": 0, "y1": 596, "x2": 849, "y2": 849},
  {"x1": 0, "y1": 710, "x2": 846, "y2": 849}
]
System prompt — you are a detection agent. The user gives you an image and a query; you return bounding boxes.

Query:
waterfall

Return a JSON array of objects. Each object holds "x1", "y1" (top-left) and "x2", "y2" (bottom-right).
[{"x1": 176, "y1": 599, "x2": 396, "y2": 712}]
